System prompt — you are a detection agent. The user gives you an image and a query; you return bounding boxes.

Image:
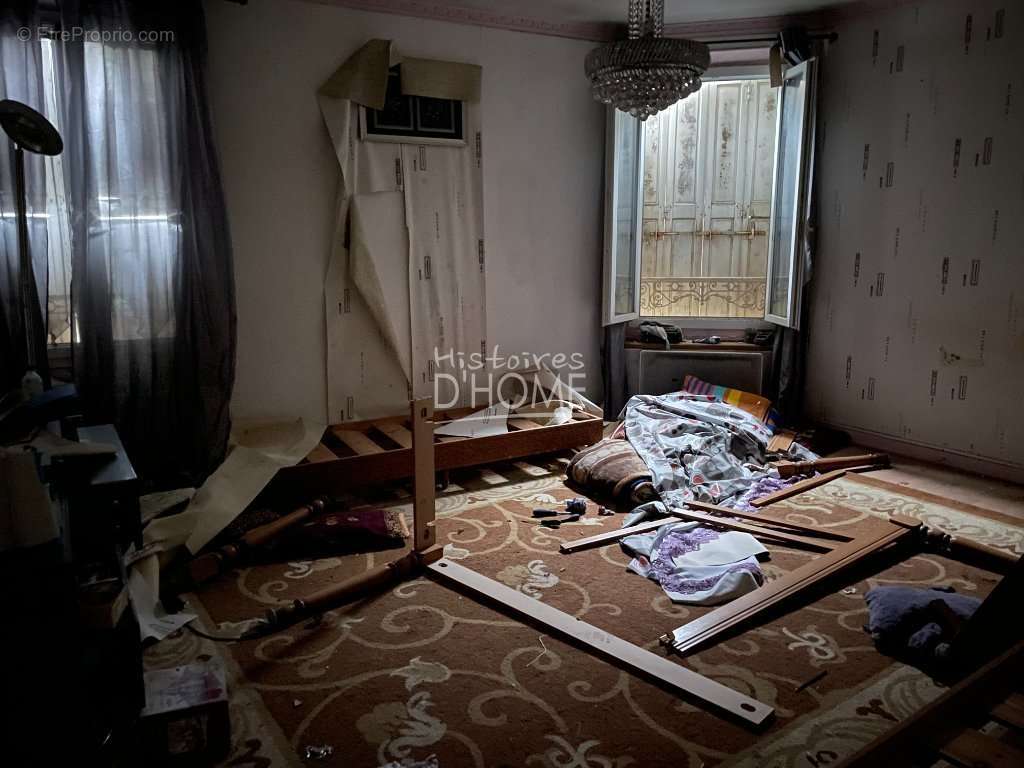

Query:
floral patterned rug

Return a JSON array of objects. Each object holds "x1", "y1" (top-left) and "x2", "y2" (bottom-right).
[{"x1": 148, "y1": 460, "x2": 1022, "y2": 767}]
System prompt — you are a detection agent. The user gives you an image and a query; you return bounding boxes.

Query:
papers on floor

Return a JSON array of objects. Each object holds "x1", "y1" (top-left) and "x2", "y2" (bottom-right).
[
  {"x1": 128, "y1": 548, "x2": 196, "y2": 642},
  {"x1": 140, "y1": 488, "x2": 196, "y2": 525},
  {"x1": 128, "y1": 417, "x2": 324, "y2": 642},
  {"x1": 185, "y1": 417, "x2": 324, "y2": 554}
]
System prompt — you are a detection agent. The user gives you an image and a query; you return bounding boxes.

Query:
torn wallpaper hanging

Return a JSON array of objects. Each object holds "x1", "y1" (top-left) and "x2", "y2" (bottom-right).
[{"x1": 317, "y1": 39, "x2": 486, "y2": 422}]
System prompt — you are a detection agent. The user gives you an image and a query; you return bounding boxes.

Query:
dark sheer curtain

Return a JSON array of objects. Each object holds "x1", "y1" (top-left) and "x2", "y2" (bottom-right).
[
  {"x1": 0, "y1": 3, "x2": 51, "y2": 391},
  {"x1": 0, "y1": 0, "x2": 236, "y2": 484},
  {"x1": 769, "y1": 160, "x2": 817, "y2": 422},
  {"x1": 601, "y1": 321, "x2": 628, "y2": 421}
]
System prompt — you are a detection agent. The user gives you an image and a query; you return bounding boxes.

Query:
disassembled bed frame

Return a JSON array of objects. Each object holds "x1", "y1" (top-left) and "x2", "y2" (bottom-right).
[
  {"x1": 558, "y1": 494, "x2": 1020, "y2": 657},
  {"x1": 264, "y1": 401, "x2": 603, "y2": 502},
  {"x1": 254, "y1": 399, "x2": 774, "y2": 728},
  {"x1": 234, "y1": 401, "x2": 1019, "y2": 733},
  {"x1": 837, "y1": 555, "x2": 1024, "y2": 766},
  {"x1": 837, "y1": 640, "x2": 1024, "y2": 768},
  {"x1": 771, "y1": 452, "x2": 889, "y2": 479}
]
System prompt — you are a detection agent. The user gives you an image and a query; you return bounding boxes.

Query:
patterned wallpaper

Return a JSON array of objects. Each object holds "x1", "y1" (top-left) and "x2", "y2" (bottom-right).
[{"x1": 806, "y1": 0, "x2": 1024, "y2": 472}]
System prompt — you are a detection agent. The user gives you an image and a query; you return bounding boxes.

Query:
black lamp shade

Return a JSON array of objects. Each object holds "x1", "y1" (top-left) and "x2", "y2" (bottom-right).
[{"x1": 0, "y1": 99, "x2": 63, "y2": 156}]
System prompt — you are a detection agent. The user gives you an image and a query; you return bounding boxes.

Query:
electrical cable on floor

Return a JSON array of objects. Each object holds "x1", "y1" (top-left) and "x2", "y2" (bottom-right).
[{"x1": 526, "y1": 635, "x2": 548, "y2": 667}]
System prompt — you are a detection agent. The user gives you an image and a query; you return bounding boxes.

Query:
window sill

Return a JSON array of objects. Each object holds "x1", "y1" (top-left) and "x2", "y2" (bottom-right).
[{"x1": 624, "y1": 339, "x2": 772, "y2": 353}]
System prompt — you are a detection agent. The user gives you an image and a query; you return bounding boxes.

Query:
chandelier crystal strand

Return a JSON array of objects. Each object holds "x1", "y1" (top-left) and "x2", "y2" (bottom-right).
[{"x1": 586, "y1": 0, "x2": 710, "y2": 120}]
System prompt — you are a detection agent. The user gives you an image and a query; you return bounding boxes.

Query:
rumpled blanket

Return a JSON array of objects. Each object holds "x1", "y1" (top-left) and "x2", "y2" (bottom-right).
[
  {"x1": 623, "y1": 393, "x2": 815, "y2": 508},
  {"x1": 621, "y1": 517, "x2": 767, "y2": 605},
  {"x1": 864, "y1": 585, "x2": 981, "y2": 666}
]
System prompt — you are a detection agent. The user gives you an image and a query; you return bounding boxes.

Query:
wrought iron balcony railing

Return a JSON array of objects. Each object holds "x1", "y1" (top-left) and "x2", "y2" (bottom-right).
[{"x1": 639, "y1": 275, "x2": 767, "y2": 318}]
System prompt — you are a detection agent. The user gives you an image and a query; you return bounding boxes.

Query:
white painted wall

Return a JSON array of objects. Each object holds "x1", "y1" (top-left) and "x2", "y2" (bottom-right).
[{"x1": 203, "y1": 0, "x2": 605, "y2": 424}]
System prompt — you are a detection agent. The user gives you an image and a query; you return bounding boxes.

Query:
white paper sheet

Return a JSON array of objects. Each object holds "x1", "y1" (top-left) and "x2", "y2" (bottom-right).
[
  {"x1": 185, "y1": 418, "x2": 324, "y2": 553},
  {"x1": 435, "y1": 401, "x2": 509, "y2": 438},
  {"x1": 139, "y1": 488, "x2": 196, "y2": 525},
  {"x1": 128, "y1": 552, "x2": 196, "y2": 642}
]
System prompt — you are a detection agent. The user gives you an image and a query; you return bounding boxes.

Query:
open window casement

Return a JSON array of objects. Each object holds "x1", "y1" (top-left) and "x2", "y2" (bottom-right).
[
  {"x1": 600, "y1": 57, "x2": 818, "y2": 329},
  {"x1": 601, "y1": 107, "x2": 643, "y2": 325},
  {"x1": 764, "y1": 58, "x2": 817, "y2": 329}
]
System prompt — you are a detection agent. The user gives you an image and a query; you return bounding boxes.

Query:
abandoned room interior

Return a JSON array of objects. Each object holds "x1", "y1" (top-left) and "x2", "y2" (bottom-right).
[{"x1": 2, "y1": 0, "x2": 1023, "y2": 765}]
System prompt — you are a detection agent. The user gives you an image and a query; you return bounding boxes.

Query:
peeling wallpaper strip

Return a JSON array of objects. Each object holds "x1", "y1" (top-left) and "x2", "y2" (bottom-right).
[{"x1": 806, "y1": 0, "x2": 1024, "y2": 469}]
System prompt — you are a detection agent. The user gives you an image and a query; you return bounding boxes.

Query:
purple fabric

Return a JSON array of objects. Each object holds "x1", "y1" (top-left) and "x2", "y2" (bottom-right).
[
  {"x1": 733, "y1": 474, "x2": 800, "y2": 512},
  {"x1": 657, "y1": 527, "x2": 720, "y2": 559},
  {"x1": 660, "y1": 560, "x2": 763, "y2": 596},
  {"x1": 648, "y1": 527, "x2": 721, "y2": 588},
  {"x1": 646, "y1": 527, "x2": 763, "y2": 597}
]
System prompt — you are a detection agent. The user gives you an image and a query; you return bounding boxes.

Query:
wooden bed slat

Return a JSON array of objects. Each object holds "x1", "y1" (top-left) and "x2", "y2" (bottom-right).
[
  {"x1": 477, "y1": 468, "x2": 508, "y2": 485},
  {"x1": 378, "y1": 421, "x2": 413, "y2": 448},
  {"x1": 508, "y1": 418, "x2": 543, "y2": 431},
  {"x1": 750, "y1": 469, "x2": 848, "y2": 507},
  {"x1": 560, "y1": 509, "x2": 837, "y2": 555},
  {"x1": 266, "y1": 410, "x2": 603, "y2": 503},
  {"x1": 775, "y1": 453, "x2": 889, "y2": 479},
  {"x1": 560, "y1": 518, "x2": 674, "y2": 553},
  {"x1": 836, "y1": 642, "x2": 1024, "y2": 767},
  {"x1": 305, "y1": 443, "x2": 339, "y2": 463},
  {"x1": 512, "y1": 460, "x2": 548, "y2": 477},
  {"x1": 991, "y1": 693, "x2": 1024, "y2": 730},
  {"x1": 671, "y1": 507, "x2": 836, "y2": 552},
  {"x1": 684, "y1": 500, "x2": 855, "y2": 541},
  {"x1": 334, "y1": 429, "x2": 386, "y2": 456}
]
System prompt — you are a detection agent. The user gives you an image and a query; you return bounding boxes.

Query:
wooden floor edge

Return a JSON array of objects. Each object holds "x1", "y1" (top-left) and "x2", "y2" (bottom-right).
[{"x1": 843, "y1": 471, "x2": 1024, "y2": 529}]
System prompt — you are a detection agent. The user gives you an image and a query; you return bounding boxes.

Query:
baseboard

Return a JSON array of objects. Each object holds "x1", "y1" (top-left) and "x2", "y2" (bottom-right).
[{"x1": 823, "y1": 423, "x2": 1024, "y2": 486}]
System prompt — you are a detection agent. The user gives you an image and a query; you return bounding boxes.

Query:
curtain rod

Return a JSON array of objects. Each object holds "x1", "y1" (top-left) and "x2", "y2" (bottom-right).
[{"x1": 702, "y1": 32, "x2": 838, "y2": 46}]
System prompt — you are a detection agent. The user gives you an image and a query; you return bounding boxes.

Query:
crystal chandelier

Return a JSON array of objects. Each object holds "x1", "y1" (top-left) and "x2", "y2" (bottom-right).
[{"x1": 585, "y1": 0, "x2": 710, "y2": 120}]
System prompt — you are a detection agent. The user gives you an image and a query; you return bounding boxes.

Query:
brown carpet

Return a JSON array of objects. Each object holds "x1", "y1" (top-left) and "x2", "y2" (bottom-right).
[{"x1": 174, "y1": 465, "x2": 1021, "y2": 767}]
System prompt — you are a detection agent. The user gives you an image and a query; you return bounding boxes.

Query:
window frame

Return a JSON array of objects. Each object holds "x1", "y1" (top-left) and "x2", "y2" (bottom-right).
[
  {"x1": 763, "y1": 57, "x2": 817, "y2": 329},
  {"x1": 636, "y1": 66, "x2": 774, "y2": 329},
  {"x1": 601, "y1": 60, "x2": 818, "y2": 332},
  {"x1": 358, "y1": 68, "x2": 468, "y2": 147},
  {"x1": 601, "y1": 106, "x2": 644, "y2": 325}
]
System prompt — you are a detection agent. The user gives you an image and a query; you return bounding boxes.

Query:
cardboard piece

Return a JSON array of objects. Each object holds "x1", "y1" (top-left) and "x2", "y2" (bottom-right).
[{"x1": 185, "y1": 418, "x2": 324, "y2": 554}]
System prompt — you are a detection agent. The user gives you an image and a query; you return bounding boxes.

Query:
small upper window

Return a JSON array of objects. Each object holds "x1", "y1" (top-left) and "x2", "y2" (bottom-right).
[{"x1": 361, "y1": 67, "x2": 465, "y2": 146}]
